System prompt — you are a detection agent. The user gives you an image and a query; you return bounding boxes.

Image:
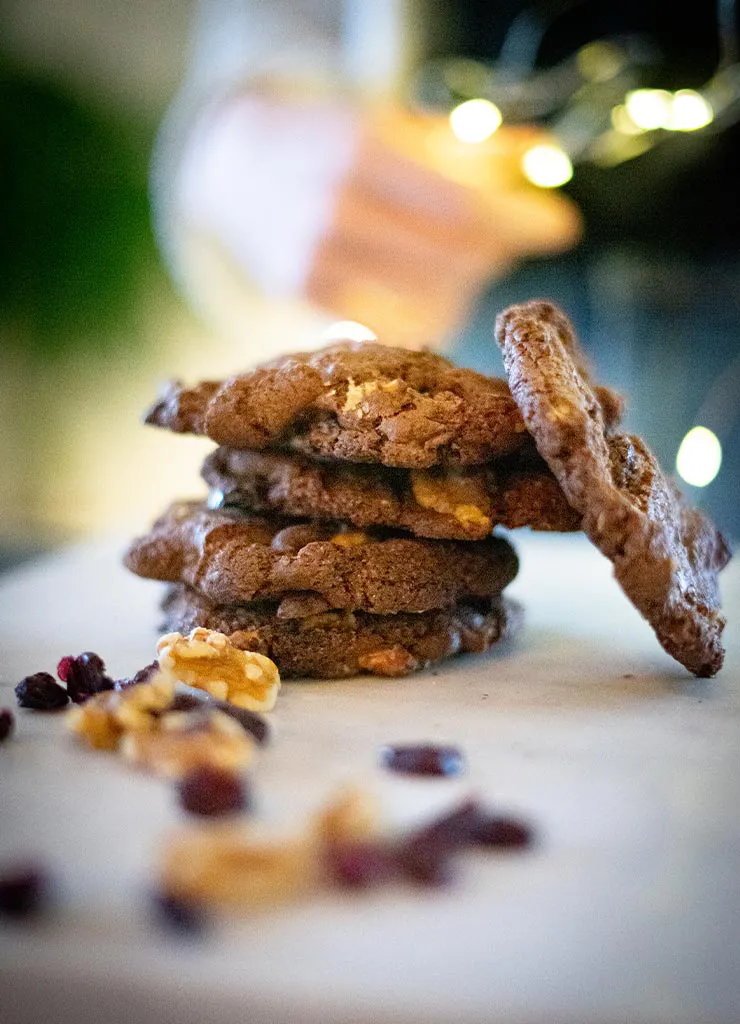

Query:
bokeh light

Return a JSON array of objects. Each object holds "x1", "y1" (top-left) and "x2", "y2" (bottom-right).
[
  {"x1": 449, "y1": 98, "x2": 503, "y2": 143},
  {"x1": 676, "y1": 426, "x2": 722, "y2": 487},
  {"x1": 521, "y1": 144, "x2": 573, "y2": 187},
  {"x1": 625, "y1": 89, "x2": 672, "y2": 130},
  {"x1": 322, "y1": 320, "x2": 378, "y2": 343},
  {"x1": 669, "y1": 89, "x2": 713, "y2": 131}
]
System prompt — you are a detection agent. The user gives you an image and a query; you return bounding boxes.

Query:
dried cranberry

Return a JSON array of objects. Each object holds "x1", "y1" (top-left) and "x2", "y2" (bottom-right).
[
  {"x1": 395, "y1": 836, "x2": 457, "y2": 888},
  {"x1": 168, "y1": 691, "x2": 270, "y2": 745},
  {"x1": 15, "y1": 672, "x2": 69, "y2": 710},
  {"x1": 177, "y1": 766, "x2": 249, "y2": 816},
  {"x1": 115, "y1": 660, "x2": 159, "y2": 690},
  {"x1": 325, "y1": 841, "x2": 398, "y2": 889},
  {"x1": 472, "y1": 815, "x2": 534, "y2": 850},
  {"x1": 379, "y1": 743, "x2": 465, "y2": 777},
  {"x1": 152, "y1": 891, "x2": 204, "y2": 935},
  {"x1": 393, "y1": 799, "x2": 482, "y2": 886},
  {"x1": 411, "y1": 798, "x2": 484, "y2": 850},
  {"x1": 57, "y1": 652, "x2": 114, "y2": 703},
  {"x1": 0, "y1": 708, "x2": 14, "y2": 742},
  {"x1": 211, "y1": 700, "x2": 270, "y2": 745},
  {"x1": 0, "y1": 864, "x2": 49, "y2": 918},
  {"x1": 167, "y1": 693, "x2": 204, "y2": 713}
]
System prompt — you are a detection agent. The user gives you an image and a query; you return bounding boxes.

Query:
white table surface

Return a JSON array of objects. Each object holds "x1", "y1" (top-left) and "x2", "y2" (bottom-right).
[{"x1": 1, "y1": 529, "x2": 739, "y2": 1024}]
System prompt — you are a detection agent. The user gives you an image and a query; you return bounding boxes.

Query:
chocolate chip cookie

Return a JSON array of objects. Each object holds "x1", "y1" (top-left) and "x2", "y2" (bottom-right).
[
  {"x1": 124, "y1": 502, "x2": 519, "y2": 614},
  {"x1": 203, "y1": 447, "x2": 581, "y2": 541},
  {"x1": 495, "y1": 299, "x2": 732, "y2": 677},
  {"x1": 160, "y1": 586, "x2": 523, "y2": 678},
  {"x1": 145, "y1": 341, "x2": 623, "y2": 469}
]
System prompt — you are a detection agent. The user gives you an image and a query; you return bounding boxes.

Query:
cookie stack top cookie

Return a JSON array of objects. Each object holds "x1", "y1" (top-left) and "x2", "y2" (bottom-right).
[{"x1": 127, "y1": 300, "x2": 731, "y2": 678}]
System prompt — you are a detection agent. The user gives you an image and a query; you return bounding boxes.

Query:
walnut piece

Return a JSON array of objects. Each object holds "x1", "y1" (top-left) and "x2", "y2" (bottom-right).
[
  {"x1": 66, "y1": 675, "x2": 175, "y2": 751},
  {"x1": 357, "y1": 645, "x2": 419, "y2": 677},
  {"x1": 312, "y1": 785, "x2": 383, "y2": 844},
  {"x1": 161, "y1": 827, "x2": 319, "y2": 908},
  {"x1": 159, "y1": 784, "x2": 383, "y2": 910},
  {"x1": 342, "y1": 378, "x2": 400, "y2": 414},
  {"x1": 157, "y1": 628, "x2": 280, "y2": 711},
  {"x1": 121, "y1": 709, "x2": 254, "y2": 778},
  {"x1": 411, "y1": 469, "x2": 492, "y2": 533},
  {"x1": 330, "y1": 530, "x2": 370, "y2": 547}
]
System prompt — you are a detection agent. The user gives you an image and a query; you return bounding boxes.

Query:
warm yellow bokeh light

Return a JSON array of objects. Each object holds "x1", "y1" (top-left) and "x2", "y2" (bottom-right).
[
  {"x1": 577, "y1": 41, "x2": 625, "y2": 82},
  {"x1": 521, "y1": 144, "x2": 573, "y2": 188},
  {"x1": 625, "y1": 89, "x2": 672, "y2": 130},
  {"x1": 611, "y1": 103, "x2": 645, "y2": 135},
  {"x1": 676, "y1": 426, "x2": 722, "y2": 487},
  {"x1": 449, "y1": 98, "x2": 503, "y2": 143},
  {"x1": 669, "y1": 89, "x2": 713, "y2": 131},
  {"x1": 322, "y1": 320, "x2": 378, "y2": 343}
]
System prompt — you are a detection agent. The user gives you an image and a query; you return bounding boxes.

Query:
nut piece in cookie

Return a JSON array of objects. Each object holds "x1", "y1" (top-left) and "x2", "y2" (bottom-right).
[
  {"x1": 203, "y1": 447, "x2": 581, "y2": 540},
  {"x1": 495, "y1": 299, "x2": 732, "y2": 677}
]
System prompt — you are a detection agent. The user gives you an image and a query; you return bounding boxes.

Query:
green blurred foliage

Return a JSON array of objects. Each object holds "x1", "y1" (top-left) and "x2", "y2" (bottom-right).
[{"x1": 0, "y1": 59, "x2": 168, "y2": 360}]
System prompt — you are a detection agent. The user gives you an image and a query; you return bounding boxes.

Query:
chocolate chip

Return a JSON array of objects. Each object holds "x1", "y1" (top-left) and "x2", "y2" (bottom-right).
[
  {"x1": 177, "y1": 765, "x2": 249, "y2": 816},
  {"x1": 379, "y1": 743, "x2": 465, "y2": 777},
  {"x1": 15, "y1": 672, "x2": 69, "y2": 710}
]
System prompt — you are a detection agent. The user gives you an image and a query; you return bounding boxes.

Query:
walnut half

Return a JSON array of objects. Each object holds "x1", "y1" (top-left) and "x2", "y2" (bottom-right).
[{"x1": 157, "y1": 628, "x2": 281, "y2": 711}]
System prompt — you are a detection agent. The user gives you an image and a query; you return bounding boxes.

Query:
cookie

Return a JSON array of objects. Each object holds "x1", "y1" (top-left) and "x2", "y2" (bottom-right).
[
  {"x1": 202, "y1": 447, "x2": 581, "y2": 540},
  {"x1": 144, "y1": 341, "x2": 623, "y2": 469},
  {"x1": 495, "y1": 299, "x2": 732, "y2": 677},
  {"x1": 124, "y1": 502, "x2": 519, "y2": 614},
  {"x1": 160, "y1": 586, "x2": 523, "y2": 679}
]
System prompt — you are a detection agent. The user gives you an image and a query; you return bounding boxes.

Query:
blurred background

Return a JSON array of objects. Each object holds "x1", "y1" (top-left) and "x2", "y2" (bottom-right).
[{"x1": 1, "y1": 0, "x2": 739, "y2": 571}]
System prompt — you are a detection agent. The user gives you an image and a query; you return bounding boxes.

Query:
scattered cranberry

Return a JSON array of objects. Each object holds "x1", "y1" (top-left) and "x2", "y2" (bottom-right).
[
  {"x1": 410, "y1": 798, "x2": 484, "y2": 851},
  {"x1": 152, "y1": 891, "x2": 204, "y2": 935},
  {"x1": 168, "y1": 691, "x2": 270, "y2": 745},
  {"x1": 0, "y1": 864, "x2": 49, "y2": 918},
  {"x1": 472, "y1": 815, "x2": 534, "y2": 850},
  {"x1": 167, "y1": 693, "x2": 204, "y2": 713},
  {"x1": 57, "y1": 652, "x2": 114, "y2": 703},
  {"x1": 115, "y1": 660, "x2": 159, "y2": 690},
  {"x1": 0, "y1": 708, "x2": 14, "y2": 742},
  {"x1": 325, "y1": 841, "x2": 398, "y2": 889},
  {"x1": 395, "y1": 836, "x2": 457, "y2": 888},
  {"x1": 379, "y1": 743, "x2": 465, "y2": 777},
  {"x1": 15, "y1": 672, "x2": 69, "y2": 710},
  {"x1": 211, "y1": 701, "x2": 270, "y2": 745},
  {"x1": 177, "y1": 765, "x2": 249, "y2": 816}
]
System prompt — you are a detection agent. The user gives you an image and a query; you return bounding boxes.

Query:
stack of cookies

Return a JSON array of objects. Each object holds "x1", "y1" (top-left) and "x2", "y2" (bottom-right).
[{"x1": 125, "y1": 300, "x2": 731, "y2": 679}]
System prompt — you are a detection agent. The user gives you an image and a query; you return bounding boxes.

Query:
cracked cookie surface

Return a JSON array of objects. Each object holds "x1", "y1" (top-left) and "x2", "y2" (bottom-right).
[{"x1": 144, "y1": 341, "x2": 623, "y2": 469}]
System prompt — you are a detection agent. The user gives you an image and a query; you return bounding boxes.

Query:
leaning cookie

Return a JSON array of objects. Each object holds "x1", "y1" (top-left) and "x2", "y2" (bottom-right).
[
  {"x1": 203, "y1": 447, "x2": 581, "y2": 541},
  {"x1": 160, "y1": 586, "x2": 523, "y2": 679},
  {"x1": 144, "y1": 341, "x2": 623, "y2": 469},
  {"x1": 495, "y1": 299, "x2": 732, "y2": 677},
  {"x1": 124, "y1": 502, "x2": 519, "y2": 614}
]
